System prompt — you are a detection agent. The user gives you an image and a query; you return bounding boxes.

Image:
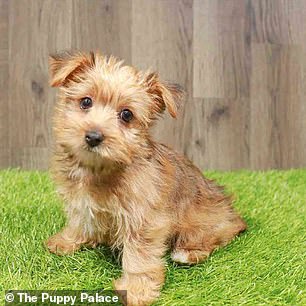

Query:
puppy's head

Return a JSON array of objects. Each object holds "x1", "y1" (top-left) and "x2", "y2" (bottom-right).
[{"x1": 49, "y1": 51, "x2": 183, "y2": 168}]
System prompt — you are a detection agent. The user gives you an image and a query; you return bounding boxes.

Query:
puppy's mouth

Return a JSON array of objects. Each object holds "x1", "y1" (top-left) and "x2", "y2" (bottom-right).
[
  {"x1": 77, "y1": 145, "x2": 106, "y2": 168},
  {"x1": 84, "y1": 145, "x2": 100, "y2": 154}
]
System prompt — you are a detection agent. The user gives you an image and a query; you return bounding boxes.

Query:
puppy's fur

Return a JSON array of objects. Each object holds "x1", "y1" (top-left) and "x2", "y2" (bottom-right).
[{"x1": 46, "y1": 51, "x2": 246, "y2": 306}]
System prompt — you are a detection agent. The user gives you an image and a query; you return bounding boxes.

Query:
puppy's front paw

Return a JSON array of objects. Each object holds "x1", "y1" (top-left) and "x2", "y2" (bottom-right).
[
  {"x1": 114, "y1": 273, "x2": 161, "y2": 306},
  {"x1": 45, "y1": 232, "x2": 80, "y2": 255}
]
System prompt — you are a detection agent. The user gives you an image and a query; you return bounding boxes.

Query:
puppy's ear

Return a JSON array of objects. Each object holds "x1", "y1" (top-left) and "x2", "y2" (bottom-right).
[
  {"x1": 49, "y1": 51, "x2": 95, "y2": 87},
  {"x1": 145, "y1": 72, "x2": 184, "y2": 118}
]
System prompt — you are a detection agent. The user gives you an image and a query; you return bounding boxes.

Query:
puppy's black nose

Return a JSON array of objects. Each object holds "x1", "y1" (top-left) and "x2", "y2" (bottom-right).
[{"x1": 85, "y1": 131, "x2": 103, "y2": 147}]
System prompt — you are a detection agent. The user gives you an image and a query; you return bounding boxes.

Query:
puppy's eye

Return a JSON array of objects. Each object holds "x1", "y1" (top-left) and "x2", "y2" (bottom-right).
[
  {"x1": 120, "y1": 109, "x2": 133, "y2": 122},
  {"x1": 80, "y1": 97, "x2": 93, "y2": 110}
]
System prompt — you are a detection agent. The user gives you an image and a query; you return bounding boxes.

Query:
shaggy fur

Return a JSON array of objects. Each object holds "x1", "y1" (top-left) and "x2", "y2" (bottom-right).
[{"x1": 46, "y1": 51, "x2": 247, "y2": 306}]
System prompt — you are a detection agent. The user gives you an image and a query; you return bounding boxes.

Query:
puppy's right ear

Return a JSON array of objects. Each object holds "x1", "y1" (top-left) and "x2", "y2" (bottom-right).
[
  {"x1": 144, "y1": 72, "x2": 184, "y2": 118},
  {"x1": 49, "y1": 51, "x2": 95, "y2": 87}
]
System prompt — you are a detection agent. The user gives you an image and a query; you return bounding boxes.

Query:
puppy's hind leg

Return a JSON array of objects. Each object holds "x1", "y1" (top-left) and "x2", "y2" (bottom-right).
[
  {"x1": 171, "y1": 248, "x2": 210, "y2": 265},
  {"x1": 170, "y1": 228, "x2": 211, "y2": 265},
  {"x1": 171, "y1": 196, "x2": 246, "y2": 265}
]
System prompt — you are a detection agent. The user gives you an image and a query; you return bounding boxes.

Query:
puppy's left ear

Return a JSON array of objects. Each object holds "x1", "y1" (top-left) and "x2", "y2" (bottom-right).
[
  {"x1": 49, "y1": 51, "x2": 95, "y2": 87},
  {"x1": 145, "y1": 72, "x2": 184, "y2": 118}
]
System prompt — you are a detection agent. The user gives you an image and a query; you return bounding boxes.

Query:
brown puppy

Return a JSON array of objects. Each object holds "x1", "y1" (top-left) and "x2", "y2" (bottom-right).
[{"x1": 46, "y1": 51, "x2": 246, "y2": 306}]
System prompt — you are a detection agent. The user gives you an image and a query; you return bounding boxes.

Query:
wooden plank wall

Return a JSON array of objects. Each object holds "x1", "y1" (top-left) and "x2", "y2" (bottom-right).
[{"x1": 0, "y1": 0, "x2": 305, "y2": 170}]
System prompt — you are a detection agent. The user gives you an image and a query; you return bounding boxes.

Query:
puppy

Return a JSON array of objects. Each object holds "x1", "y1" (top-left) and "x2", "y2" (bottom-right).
[{"x1": 46, "y1": 51, "x2": 246, "y2": 306}]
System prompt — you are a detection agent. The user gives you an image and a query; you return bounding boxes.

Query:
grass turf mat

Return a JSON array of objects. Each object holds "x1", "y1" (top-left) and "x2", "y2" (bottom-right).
[{"x1": 0, "y1": 169, "x2": 305, "y2": 305}]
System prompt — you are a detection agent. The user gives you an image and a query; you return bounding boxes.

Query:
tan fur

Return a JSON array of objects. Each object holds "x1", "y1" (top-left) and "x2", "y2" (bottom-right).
[{"x1": 46, "y1": 51, "x2": 247, "y2": 306}]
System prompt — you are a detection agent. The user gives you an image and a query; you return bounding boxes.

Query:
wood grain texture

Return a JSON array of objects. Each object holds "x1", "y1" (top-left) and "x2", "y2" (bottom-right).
[
  {"x1": 184, "y1": 98, "x2": 250, "y2": 170},
  {"x1": 250, "y1": 0, "x2": 306, "y2": 44},
  {"x1": 194, "y1": 0, "x2": 250, "y2": 99},
  {"x1": 249, "y1": 0, "x2": 306, "y2": 169},
  {"x1": 192, "y1": 0, "x2": 250, "y2": 169},
  {"x1": 250, "y1": 44, "x2": 306, "y2": 169},
  {"x1": 0, "y1": 0, "x2": 305, "y2": 170},
  {"x1": 72, "y1": 0, "x2": 131, "y2": 62},
  {"x1": 8, "y1": 0, "x2": 72, "y2": 169},
  {"x1": 132, "y1": 0, "x2": 193, "y2": 151},
  {"x1": 0, "y1": 0, "x2": 8, "y2": 166}
]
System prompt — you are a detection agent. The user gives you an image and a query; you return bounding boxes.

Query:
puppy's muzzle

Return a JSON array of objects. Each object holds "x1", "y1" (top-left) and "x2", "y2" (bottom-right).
[{"x1": 85, "y1": 131, "x2": 104, "y2": 147}]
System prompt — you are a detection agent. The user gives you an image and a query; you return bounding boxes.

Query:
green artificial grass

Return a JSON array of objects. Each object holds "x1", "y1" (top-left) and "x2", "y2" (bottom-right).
[{"x1": 0, "y1": 169, "x2": 305, "y2": 305}]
